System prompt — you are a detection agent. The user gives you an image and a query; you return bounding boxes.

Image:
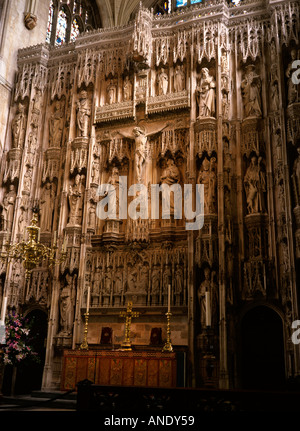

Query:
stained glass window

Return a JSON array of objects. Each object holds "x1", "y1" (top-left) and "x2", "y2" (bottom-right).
[
  {"x1": 56, "y1": 8, "x2": 68, "y2": 46},
  {"x1": 191, "y1": 0, "x2": 202, "y2": 3},
  {"x1": 70, "y1": 18, "x2": 80, "y2": 42},
  {"x1": 46, "y1": 1, "x2": 54, "y2": 44},
  {"x1": 231, "y1": 0, "x2": 241, "y2": 4},
  {"x1": 176, "y1": 0, "x2": 187, "y2": 6},
  {"x1": 46, "y1": 0, "x2": 99, "y2": 45}
]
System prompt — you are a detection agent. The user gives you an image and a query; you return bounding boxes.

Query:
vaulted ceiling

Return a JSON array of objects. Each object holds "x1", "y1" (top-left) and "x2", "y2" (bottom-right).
[{"x1": 95, "y1": 0, "x2": 157, "y2": 28}]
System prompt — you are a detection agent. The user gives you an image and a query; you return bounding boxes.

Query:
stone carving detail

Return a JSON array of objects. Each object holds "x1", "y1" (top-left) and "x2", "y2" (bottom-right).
[
  {"x1": 76, "y1": 90, "x2": 91, "y2": 137},
  {"x1": 0, "y1": 185, "x2": 17, "y2": 232},
  {"x1": 68, "y1": 174, "x2": 85, "y2": 226},
  {"x1": 292, "y1": 147, "x2": 300, "y2": 206},
  {"x1": 58, "y1": 274, "x2": 76, "y2": 336},
  {"x1": 197, "y1": 267, "x2": 218, "y2": 329},
  {"x1": 40, "y1": 181, "x2": 55, "y2": 232},
  {"x1": 11, "y1": 102, "x2": 27, "y2": 149},
  {"x1": 244, "y1": 155, "x2": 266, "y2": 214},
  {"x1": 241, "y1": 65, "x2": 262, "y2": 118},
  {"x1": 286, "y1": 49, "x2": 300, "y2": 106},
  {"x1": 196, "y1": 68, "x2": 216, "y2": 118},
  {"x1": 49, "y1": 99, "x2": 64, "y2": 148},
  {"x1": 197, "y1": 157, "x2": 217, "y2": 215}
]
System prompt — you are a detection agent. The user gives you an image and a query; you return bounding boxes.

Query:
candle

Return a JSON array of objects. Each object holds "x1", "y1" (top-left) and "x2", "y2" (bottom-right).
[
  {"x1": 205, "y1": 291, "x2": 211, "y2": 327},
  {"x1": 54, "y1": 230, "x2": 57, "y2": 245},
  {"x1": 86, "y1": 285, "x2": 91, "y2": 313},
  {"x1": 0, "y1": 296, "x2": 7, "y2": 323},
  {"x1": 168, "y1": 284, "x2": 171, "y2": 312}
]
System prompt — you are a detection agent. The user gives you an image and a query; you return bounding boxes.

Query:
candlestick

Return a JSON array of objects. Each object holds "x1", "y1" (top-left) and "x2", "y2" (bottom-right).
[
  {"x1": 205, "y1": 291, "x2": 211, "y2": 327},
  {"x1": 168, "y1": 284, "x2": 171, "y2": 312},
  {"x1": 62, "y1": 235, "x2": 67, "y2": 252},
  {"x1": 53, "y1": 230, "x2": 57, "y2": 245},
  {"x1": 162, "y1": 311, "x2": 173, "y2": 352},
  {"x1": 0, "y1": 297, "x2": 7, "y2": 324},
  {"x1": 86, "y1": 285, "x2": 90, "y2": 313},
  {"x1": 79, "y1": 312, "x2": 89, "y2": 350}
]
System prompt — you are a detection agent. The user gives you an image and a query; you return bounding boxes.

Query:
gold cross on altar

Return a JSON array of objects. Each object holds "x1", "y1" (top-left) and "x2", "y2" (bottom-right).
[{"x1": 120, "y1": 301, "x2": 139, "y2": 350}]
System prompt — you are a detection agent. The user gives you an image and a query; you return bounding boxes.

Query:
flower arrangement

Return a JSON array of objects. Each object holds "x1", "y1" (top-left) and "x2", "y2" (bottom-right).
[{"x1": 1, "y1": 310, "x2": 40, "y2": 366}]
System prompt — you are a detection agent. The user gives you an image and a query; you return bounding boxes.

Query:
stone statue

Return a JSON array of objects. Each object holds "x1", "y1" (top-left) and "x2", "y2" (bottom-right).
[
  {"x1": 286, "y1": 49, "x2": 299, "y2": 105},
  {"x1": 76, "y1": 90, "x2": 91, "y2": 137},
  {"x1": 270, "y1": 81, "x2": 280, "y2": 112},
  {"x1": 40, "y1": 182, "x2": 55, "y2": 232},
  {"x1": 118, "y1": 123, "x2": 169, "y2": 183},
  {"x1": 197, "y1": 157, "x2": 217, "y2": 214},
  {"x1": 59, "y1": 274, "x2": 76, "y2": 335},
  {"x1": 241, "y1": 65, "x2": 262, "y2": 118},
  {"x1": 197, "y1": 267, "x2": 217, "y2": 328},
  {"x1": 174, "y1": 65, "x2": 185, "y2": 92},
  {"x1": 158, "y1": 68, "x2": 168, "y2": 95},
  {"x1": 123, "y1": 75, "x2": 133, "y2": 101},
  {"x1": 49, "y1": 99, "x2": 64, "y2": 147},
  {"x1": 244, "y1": 155, "x2": 266, "y2": 214},
  {"x1": 222, "y1": 92, "x2": 229, "y2": 119},
  {"x1": 23, "y1": 166, "x2": 33, "y2": 192},
  {"x1": 91, "y1": 156, "x2": 100, "y2": 184},
  {"x1": 88, "y1": 203, "x2": 96, "y2": 229},
  {"x1": 160, "y1": 158, "x2": 180, "y2": 217},
  {"x1": 196, "y1": 68, "x2": 216, "y2": 118},
  {"x1": 106, "y1": 167, "x2": 119, "y2": 216},
  {"x1": 3, "y1": 185, "x2": 17, "y2": 232},
  {"x1": 151, "y1": 267, "x2": 160, "y2": 297},
  {"x1": 11, "y1": 102, "x2": 27, "y2": 149},
  {"x1": 68, "y1": 174, "x2": 85, "y2": 225},
  {"x1": 106, "y1": 79, "x2": 117, "y2": 104}
]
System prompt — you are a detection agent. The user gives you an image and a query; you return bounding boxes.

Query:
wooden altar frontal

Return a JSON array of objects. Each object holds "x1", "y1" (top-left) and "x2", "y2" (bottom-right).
[{"x1": 61, "y1": 349, "x2": 177, "y2": 390}]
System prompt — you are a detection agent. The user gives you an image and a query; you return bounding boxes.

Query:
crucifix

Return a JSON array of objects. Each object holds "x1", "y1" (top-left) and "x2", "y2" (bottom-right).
[{"x1": 120, "y1": 301, "x2": 139, "y2": 350}]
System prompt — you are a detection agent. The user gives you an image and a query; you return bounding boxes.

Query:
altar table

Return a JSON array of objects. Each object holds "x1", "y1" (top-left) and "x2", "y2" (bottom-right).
[{"x1": 61, "y1": 349, "x2": 177, "y2": 390}]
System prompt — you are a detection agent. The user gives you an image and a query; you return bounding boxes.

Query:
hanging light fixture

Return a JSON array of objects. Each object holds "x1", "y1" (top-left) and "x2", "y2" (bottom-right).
[{"x1": 1, "y1": 207, "x2": 67, "y2": 279}]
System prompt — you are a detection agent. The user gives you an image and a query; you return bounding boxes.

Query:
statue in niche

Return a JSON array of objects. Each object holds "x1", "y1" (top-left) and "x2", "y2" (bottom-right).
[
  {"x1": 106, "y1": 79, "x2": 117, "y2": 105},
  {"x1": 49, "y1": 99, "x2": 64, "y2": 147},
  {"x1": 106, "y1": 167, "x2": 119, "y2": 217},
  {"x1": 103, "y1": 272, "x2": 112, "y2": 295},
  {"x1": 88, "y1": 203, "x2": 96, "y2": 229},
  {"x1": 11, "y1": 102, "x2": 27, "y2": 149},
  {"x1": 139, "y1": 263, "x2": 149, "y2": 292},
  {"x1": 68, "y1": 174, "x2": 85, "y2": 225},
  {"x1": 197, "y1": 267, "x2": 217, "y2": 329},
  {"x1": 244, "y1": 155, "x2": 266, "y2": 214},
  {"x1": 221, "y1": 52, "x2": 228, "y2": 73},
  {"x1": 123, "y1": 76, "x2": 133, "y2": 101},
  {"x1": 286, "y1": 49, "x2": 299, "y2": 105},
  {"x1": 91, "y1": 156, "x2": 100, "y2": 184},
  {"x1": 23, "y1": 166, "x2": 33, "y2": 192},
  {"x1": 117, "y1": 123, "x2": 169, "y2": 183},
  {"x1": 222, "y1": 92, "x2": 229, "y2": 119},
  {"x1": 17, "y1": 208, "x2": 27, "y2": 235},
  {"x1": 127, "y1": 268, "x2": 137, "y2": 292},
  {"x1": 270, "y1": 81, "x2": 280, "y2": 112},
  {"x1": 114, "y1": 270, "x2": 123, "y2": 295},
  {"x1": 76, "y1": 90, "x2": 91, "y2": 137},
  {"x1": 59, "y1": 274, "x2": 76, "y2": 335},
  {"x1": 160, "y1": 158, "x2": 180, "y2": 217},
  {"x1": 91, "y1": 271, "x2": 100, "y2": 306},
  {"x1": 37, "y1": 272, "x2": 48, "y2": 305},
  {"x1": 197, "y1": 157, "x2": 217, "y2": 214},
  {"x1": 241, "y1": 65, "x2": 262, "y2": 118},
  {"x1": 196, "y1": 68, "x2": 216, "y2": 118},
  {"x1": 32, "y1": 88, "x2": 42, "y2": 112},
  {"x1": 174, "y1": 65, "x2": 185, "y2": 92},
  {"x1": 158, "y1": 68, "x2": 168, "y2": 95},
  {"x1": 40, "y1": 181, "x2": 55, "y2": 232},
  {"x1": 292, "y1": 147, "x2": 300, "y2": 204},
  {"x1": 151, "y1": 267, "x2": 160, "y2": 299},
  {"x1": 174, "y1": 264, "x2": 183, "y2": 305},
  {"x1": 3, "y1": 185, "x2": 17, "y2": 232}
]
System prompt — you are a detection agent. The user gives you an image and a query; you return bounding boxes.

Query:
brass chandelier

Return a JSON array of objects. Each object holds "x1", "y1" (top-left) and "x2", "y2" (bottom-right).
[{"x1": 1, "y1": 208, "x2": 67, "y2": 279}]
